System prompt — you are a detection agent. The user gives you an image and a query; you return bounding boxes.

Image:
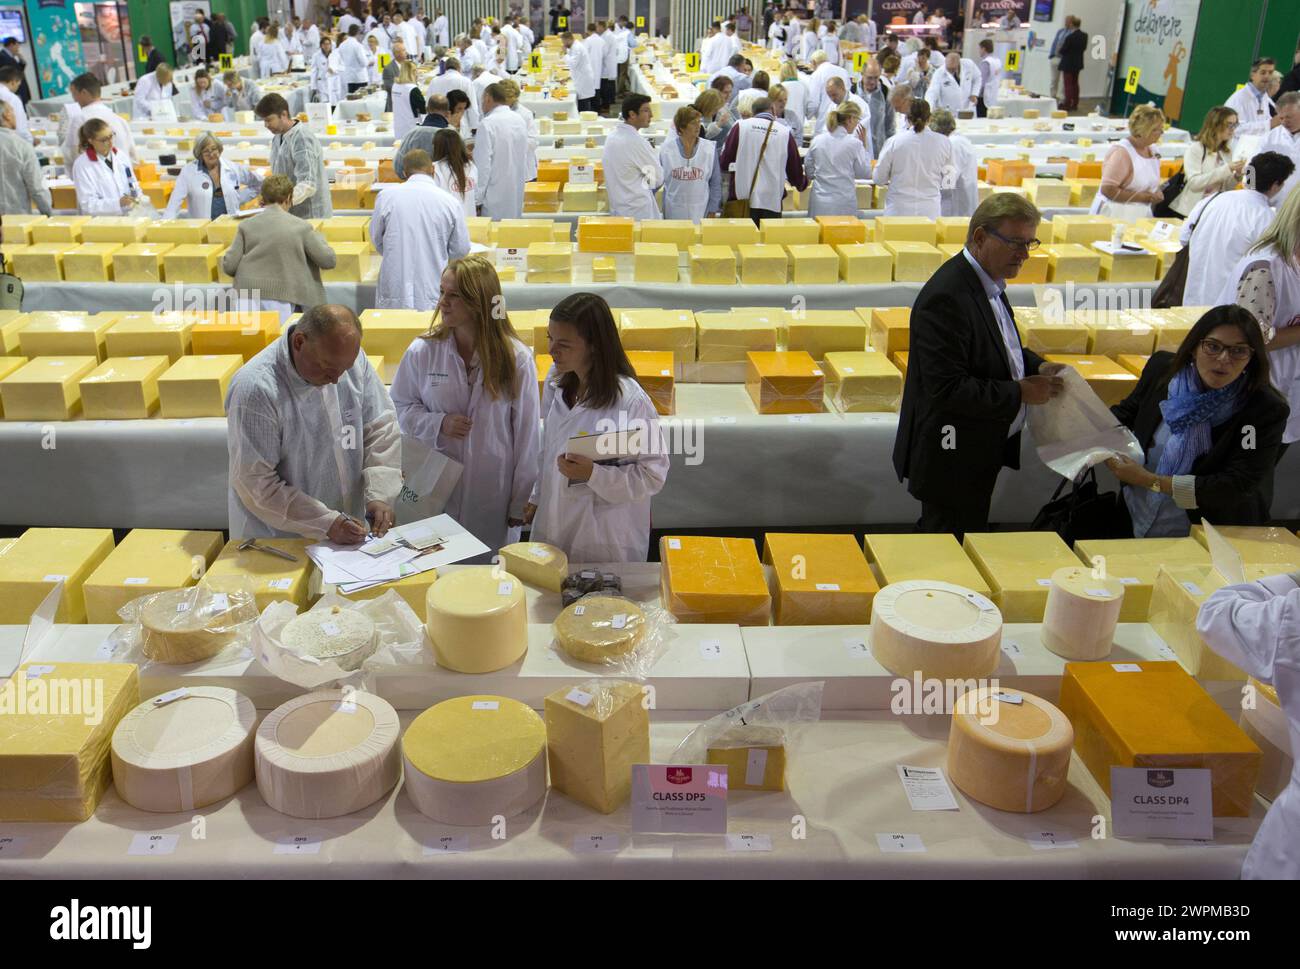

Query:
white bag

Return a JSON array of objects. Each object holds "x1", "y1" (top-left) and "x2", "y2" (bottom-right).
[
  {"x1": 394, "y1": 435, "x2": 463, "y2": 525},
  {"x1": 1029, "y1": 367, "x2": 1144, "y2": 481}
]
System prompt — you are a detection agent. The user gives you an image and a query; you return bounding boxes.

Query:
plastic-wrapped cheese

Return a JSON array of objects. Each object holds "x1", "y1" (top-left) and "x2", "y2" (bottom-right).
[
  {"x1": 402, "y1": 695, "x2": 547, "y2": 825},
  {"x1": 1240, "y1": 679, "x2": 1293, "y2": 801},
  {"x1": 138, "y1": 587, "x2": 258, "y2": 664},
  {"x1": 498, "y1": 542, "x2": 568, "y2": 592},
  {"x1": 1041, "y1": 566, "x2": 1125, "y2": 660},
  {"x1": 706, "y1": 726, "x2": 787, "y2": 791},
  {"x1": 281, "y1": 605, "x2": 378, "y2": 671},
  {"x1": 946, "y1": 687, "x2": 1073, "y2": 812},
  {"x1": 869, "y1": 581, "x2": 1002, "y2": 680},
  {"x1": 425, "y1": 567, "x2": 528, "y2": 673},
  {"x1": 255, "y1": 690, "x2": 401, "y2": 819},
  {"x1": 111, "y1": 687, "x2": 256, "y2": 812},
  {"x1": 554, "y1": 596, "x2": 645, "y2": 663}
]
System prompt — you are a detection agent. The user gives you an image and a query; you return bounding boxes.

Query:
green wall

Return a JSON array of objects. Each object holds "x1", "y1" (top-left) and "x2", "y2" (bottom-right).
[
  {"x1": 127, "y1": 0, "x2": 177, "y2": 73},
  {"x1": 1181, "y1": 0, "x2": 1300, "y2": 130}
]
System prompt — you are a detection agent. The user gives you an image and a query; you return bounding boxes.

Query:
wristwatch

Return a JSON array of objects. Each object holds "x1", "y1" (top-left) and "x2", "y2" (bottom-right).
[{"x1": 1148, "y1": 476, "x2": 1161, "y2": 494}]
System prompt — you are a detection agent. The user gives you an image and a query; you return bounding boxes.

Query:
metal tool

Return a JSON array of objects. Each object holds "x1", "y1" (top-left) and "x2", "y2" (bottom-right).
[{"x1": 238, "y1": 539, "x2": 300, "y2": 562}]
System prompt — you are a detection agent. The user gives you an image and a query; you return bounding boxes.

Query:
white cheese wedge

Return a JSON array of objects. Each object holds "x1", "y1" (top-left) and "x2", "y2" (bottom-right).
[
  {"x1": 1041, "y1": 566, "x2": 1125, "y2": 660},
  {"x1": 869, "y1": 580, "x2": 1003, "y2": 680}
]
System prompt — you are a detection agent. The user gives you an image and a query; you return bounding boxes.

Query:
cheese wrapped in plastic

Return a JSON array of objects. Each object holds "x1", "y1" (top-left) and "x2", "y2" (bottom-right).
[
  {"x1": 823, "y1": 350, "x2": 902, "y2": 412},
  {"x1": 745, "y1": 351, "x2": 825, "y2": 414},
  {"x1": 659, "y1": 535, "x2": 771, "y2": 625},
  {"x1": 762, "y1": 532, "x2": 878, "y2": 625},
  {"x1": 546, "y1": 680, "x2": 648, "y2": 813}
]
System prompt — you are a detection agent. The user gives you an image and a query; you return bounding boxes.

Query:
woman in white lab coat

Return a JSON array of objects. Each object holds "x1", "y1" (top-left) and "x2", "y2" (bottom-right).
[
  {"x1": 311, "y1": 36, "x2": 340, "y2": 104},
  {"x1": 799, "y1": 19, "x2": 821, "y2": 62},
  {"x1": 525, "y1": 292, "x2": 669, "y2": 563},
  {"x1": 930, "y1": 108, "x2": 979, "y2": 217},
  {"x1": 367, "y1": 35, "x2": 382, "y2": 86},
  {"x1": 163, "y1": 133, "x2": 264, "y2": 220},
  {"x1": 390, "y1": 254, "x2": 540, "y2": 558},
  {"x1": 72, "y1": 119, "x2": 144, "y2": 216},
  {"x1": 1196, "y1": 579, "x2": 1300, "y2": 878},
  {"x1": 189, "y1": 70, "x2": 223, "y2": 120},
  {"x1": 392, "y1": 60, "x2": 424, "y2": 140},
  {"x1": 872, "y1": 99, "x2": 952, "y2": 218},
  {"x1": 804, "y1": 100, "x2": 871, "y2": 217},
  {"x1": 431, "y1": 128, "x2": 478, "y2": 219},
  {"x1": 778, "y1": 61, "x2": 808, "y2": 135},
  {"x1": 257, "y1": 25, "x2": 290, "y2": 78},
  {"x1": 658, "y1": 106, "x2": 722, "y2": 222}
]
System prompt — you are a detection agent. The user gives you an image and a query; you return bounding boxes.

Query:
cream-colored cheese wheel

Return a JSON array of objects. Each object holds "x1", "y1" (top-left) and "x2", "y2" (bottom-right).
[
  {"x1": 1041, "y1": 566, "x2": 1125, "y2": 660},
  {"x1": 111, "y1": 687, "x2": 256, "y2": 812},
  {"x1": 281, "y1": 605, "x2": 378, "y2": 671},
  {"x1": 402, "y1": 695, "x2": 547, "y2": 825},
  {"x1": 138, "y1": 587, "x2": 252, "y2": 664},
  {"x1": 554, "y1": 596, "x2": 645, "y2": 663},
  {"x1": 424, "y1": 567, "x2": 527, "y2": 673},
  {"x1": 869, "y1": 580, "x2": 1003, "y2": 679},
  {"x1": 946, "y1": 686, "x2": 1074, "y2": 813},
  {"x1": 1241, "y1": 678, "x2": 1293, "y2": 801},
  {"x1": 255, "y1": 690, "x2": 401, "y2": 819},
  {"x1": 498, "y1": 542, "x2": 569, "y2": 593}
]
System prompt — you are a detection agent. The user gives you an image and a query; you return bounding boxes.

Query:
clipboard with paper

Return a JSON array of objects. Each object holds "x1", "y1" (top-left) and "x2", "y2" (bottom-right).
[
  {"x1": 564, "y1": 429, "x2": 643, "y2": 463},
  {"x1": 1029, "y1": 367, "x2": 1145, "y2": 480}
]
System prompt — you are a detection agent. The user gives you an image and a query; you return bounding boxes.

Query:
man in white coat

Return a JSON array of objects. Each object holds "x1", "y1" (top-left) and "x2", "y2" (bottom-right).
[
  {"x1": 62, "y1": 72, "x2": 137, "y2": 164},
  {"x1": 563, "y1": 31, "x2": 597, "y2": 113},
  {"x1": 337, "y1": 10, "x2": 362, "y2": 36},
  {"x1": 428, "y1": 57, "x2": 480, "y2": 133},
  {"x1": 1226, "y1": 58, "x2": 1280, "y2": 139},
  {"x1": 602, "y1": 94, "x2": 663, "y2": 220},
  {"x1": 433, "y1": 10, "x2": 450, "y2": 47},
  {"x1": 806, "y1": 50, "x2": 850, "y2": 132},
  {"x1": 338, "y1": 25, "x2": 372, "y2": 92},
  {"x1": 133, "y1": 63, "x2": 176, "y2": 119},
  {"x1": 371, "y1": 150, "x2": 471, "y2": 310},
  {"x1": 258, "y1": 92, "x2": 333, "y2": 219},
  {"x1": 0, "y1": 69, "x2": 30, "y2": 143},
  {"x1": 225, "y1": 304, "x2": 402, "y2": 543},
  {"x1": 815, "y1": 78, "x2": 871, "y2": 148},
  {"x1": 456, "y1": 35, "x2": 483, "y2": 73},
  {"x1": 701, "y1": 24, "x2": 726, "y2": 75},
  {"x1": 598, "y1": 20, "x2": 619, "y2": 112},
  {"x1": 722, "y1": 22, "x2": 742, "y2": 62},
  {"x1": 501, "y1": 19, "x2": 523, "y2": 73},
  {"x1": 475, "y1": 82, "x2": 530, "y2": 218},
  {"x1": 926, "y1": 52, "x2": 977, "y2": 115},
  {"x1": 1259, "y1": 92, "x2": 1300, "y2": 202}
]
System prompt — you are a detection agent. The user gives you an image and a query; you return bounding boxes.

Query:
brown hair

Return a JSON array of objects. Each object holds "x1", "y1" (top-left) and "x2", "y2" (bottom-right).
[
  {"x1": 968, "y1": 192, "x2": 1042, "y2": 243},
  {"x1": 1161, "y1": 305, "x2": 1275, "y2": 399},
  {"x1": 431, "y1": 128, "x2": 470, "y2": 194},
  {"x1": 672, "y1": 105, "x2": 702, "y2": 133},
  {"x1": 427, "y1": 254, "x2": 522, "y2": 401},
  {"x1": 907, "y1": 98, "x2": 931, "y2": 133},
  {"x1": 78, "y1": 118, "x2": 111, "y2": 155},
  {"x1": 548, "y1": 292, "x2": 635, "y2": 410},
  {"x1": 261, "y1": 174, "x2": 294, "y2": 205},
  {"x1": 1195, "y1": 106, "x2": 1237, "y2": 155}
]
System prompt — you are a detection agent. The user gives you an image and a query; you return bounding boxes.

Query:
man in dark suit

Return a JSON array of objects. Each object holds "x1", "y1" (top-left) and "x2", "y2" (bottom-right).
[
  {"x1": 893, "y1": 193, "x2": 1066, "y2": 536},
  {"x1": 0, "y1": 38, "x2": 30, "y2": 104},
  {"x1": 1058, "y1": 17, "x2": 1087, "y2": 113}
]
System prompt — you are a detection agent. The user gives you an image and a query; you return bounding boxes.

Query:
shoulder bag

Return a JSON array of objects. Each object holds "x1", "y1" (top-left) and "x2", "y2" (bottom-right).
[{"x1": 1152, "y1": 189, "x2": 1226, "y2": 309}]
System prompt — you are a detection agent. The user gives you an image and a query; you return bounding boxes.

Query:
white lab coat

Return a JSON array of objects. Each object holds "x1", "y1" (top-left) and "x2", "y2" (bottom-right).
[
  {"x1": 530, "y1": 374, "x2": 669, "y2": 563},
  {"x1": 800, "y1": 30, "x2": 819, "y2": 62},
  {"x1": 821, "y1": 33, "x2": 841, "y2": 65},
  {"x1": 600, "y1": 29, "x2": 618, "y2": 81},
  {"x1": 460, "y1": 44, "x2": 484, "y2": 74},
  {"x1": 163, "y1": 158, "x2": 263, "y2": 220},
  {"x1": 391, "y1": 335, "x2": 540, "y2": 554},
  {"x1": 367, "y1": 26, "x2": 392, "y2": 52},
  {"x1": 393, "y1": 82, "x2": 419, "y2": 139},
  {"x1": 926, "y1": 67, "x2": 969, "y2": 114},
  {"x1": 502, "y1": 24, "x2": 522, "y2": 72},
  {"x1": 941, "y1": 133, "x2": 979, "y2": 217},
  {"x1": 270, "y1": 121, "x2": 333, "y2": 219},
  {"x1": 781, "y1": 78, "x2": 809, "y2": 135},
  {"x1": 225, "y1": 335, "x2": 403, "y2": 540},
  {"x1": 659, "y1": 135, "x2": 719, "y2": 222},
  {"x1": 402, "y1": 21, "x2": 423, "y2": 57},
  {"x1": 603, "y1": 123, "x2": 663, "y2": 220},
  {"x1": 873, "y1": 126, "x2": 953, "y2": 217},
  {"x1": 62, "y1": 100, "x2": 137, "y2": 165},
  {"x1": 433, "y1": 15, "x2": 449, "y2": 47},
  {"x1": 311, "y1": 50, "x2": 339, "y2": 103},
  {"x1": 701, "y1": 34, "x2": 725, "y2": 75},
  {"x1": 0, "y1": 86, "x2": 31, "y2": 143},
  {"x1": 189, "y1": 82, "x2": 223, "y2": 119},
  {"x1": 475, "y1": 104, "x2": 530, "y2": 218},
  {"x1": 258, "y1": 40, "x2": 289, "y2": 77},
  {"x1": 806, "y1": 62, "x2": 850, "y2": 131},
  {"x1": 338, "y1": 36, "x2": 372, "y2": 86},
  {"x1": 1184, "y1": 190, "x2": 1274, "y2": 308},
  {"x1": 370, "y1": 173, "x2": 471, "y2": 310},
  {"x1": 432, "y1": 159, "x2": 478, "y2": 218},
  {"x1": 133, "y1": 71, "x2": 175, "y2": 119},
  {"x1": 249, "y1": 28, "x2": 264, "y2": 60},
  {"x1": 805, "y1": 126, "x2": 871, "y2": 217},
  {"x1": 72, "y1": 148, "x2": 142, "y2": 215},
  {"x1": 1195, "y1": 574, "x2": 1300, "y2": 879},
  {"x1": 564, "y1": 41, "x2": 596, "y2": 103},
  {"x1": 428, "y1": 69, "x2": 479, "y2": 131},
  {"x1": 814, "y1": 92, "x2": 869, "y2": 139},
  {"x1": 1259, "y1": 124, "x2": 1300, "y2": 203},
  {"x1": 284, "y1": 31, "x2": 304, "y2": 57},
  {"x1": 1226, "y1": 84, "x2": 1276, "y2": 139},
  {"x1": 513, "y1": 103, "x2": 540, "y2": 181},
  {"x1": 980, "y1": 54, "x2": 1002, "y2": 107}
]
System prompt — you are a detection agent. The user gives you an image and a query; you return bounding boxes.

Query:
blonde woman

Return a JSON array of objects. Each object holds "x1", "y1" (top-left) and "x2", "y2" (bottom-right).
[
  {"x1": 189, "y1": 69, "x2": 222, "y2": 119},
  {"x1": 1171, "y1": 107, "x2": 1244, "y2": 217},
  {"x1": 778, "y1": 61, "x2": 808, "y2": 133},
  {"x1": 257, "y1": 24, "x2": 289, "y2": 78},
  {"x1": 392, "y1": 59, "x2": 424, "y2": 139},
  {"x1": 805, "y1": 99, "x2": 870, "y2": 217},
  {"x1": 1092, "y1": 104, "x2": 1166, "y2": 221},
  {"x1": 390, "y1": 255, "x2": 540, "y2": 556}
]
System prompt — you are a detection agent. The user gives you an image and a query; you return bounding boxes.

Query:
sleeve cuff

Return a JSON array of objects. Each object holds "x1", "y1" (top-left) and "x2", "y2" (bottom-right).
[
  {"x1": 1288, "y1": 572, "x2": 1300, "y2": 589},
  {"x1": 1172, "y1": 474, "x2": 1198, "y2": 509}
]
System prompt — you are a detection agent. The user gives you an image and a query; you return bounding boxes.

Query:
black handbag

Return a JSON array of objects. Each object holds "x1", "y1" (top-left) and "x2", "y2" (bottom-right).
[
  {"x1": 1152, "y1": 168, "x2": 1186, "y2": 218},
  {"x1": 1031, "y1": 467, "x2": 1128, "y2": 545}
]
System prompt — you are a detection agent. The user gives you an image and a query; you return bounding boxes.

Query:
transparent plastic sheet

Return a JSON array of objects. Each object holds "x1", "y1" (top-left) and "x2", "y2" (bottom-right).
[
  {"x1": 830, "y1": 382, "x2": 901, "y2": 414},
  {"x1": 105, "y1": 582, "x2": 260, "y2": 668},
  {"x1": 747, "y1": 372, "x2": 827, "y2": 415},
  {"x1": 550, "y1": 591, "x2": 674, "y2": 681},
  {"x1": 1028, "y1": 366, "x2": 1144, "y2": 480},
  {"x1": 256, "y1": 590, "x2": 423, "y2": 692},
  {"x1": 660, "y1": 536, "x2": 773, "y2": 626}
]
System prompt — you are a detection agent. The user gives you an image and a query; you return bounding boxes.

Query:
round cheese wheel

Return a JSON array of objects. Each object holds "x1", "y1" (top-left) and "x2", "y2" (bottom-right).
[
  {"x1": 870, "y1": 581, "x2": 1003, "y2": 680},
  {"x1": 946, "y1": 686, "x2": 1074, "y2": 813},
  {"x1": 425, "y1": 567, "x2": 528, "y2": 673},
  {"x1": 1241, "y1": 678, "x2": 1293, "y2": 801},
  {"x1": 111, "y1": 687, "x2": 256, "y2": 812},
  {"x1": 282, "y1": 606, "x2": 378, "y2": 671},
  {"x1": 554, "y1": 596, "x2": 645, "y2": 663},
  {"x1": 255, "y1": 690, "x2": 401, "y2": 819},
  {"x1": 402, "y1": 695, "x2": 547, "y2": 825},
  {"x1": 139, "y1": 587, "x2": 254, "y2": 665},
  {"x1": 1041, "y1": 566, "x2": 1124, "y2": 661}
]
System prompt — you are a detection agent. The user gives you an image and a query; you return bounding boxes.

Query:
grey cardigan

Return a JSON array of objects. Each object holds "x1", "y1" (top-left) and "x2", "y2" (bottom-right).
[{"x1": 221, "y1": 205, "x2": 336, "y2": 308}]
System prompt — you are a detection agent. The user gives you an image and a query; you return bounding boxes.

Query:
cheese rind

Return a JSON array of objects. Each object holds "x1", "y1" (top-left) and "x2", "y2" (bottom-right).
[
  {"x1": 706, "y1": 725, "x2": 787, "y2": 791},
  {"x1": 554, "y1": 596, "x2": 646, "y2": 663},
  {"x1": 870, "y1": 580, "x2": 1003, "y2": 679},
  {"x1": 1041, "y1": 566, "x2": 1125, "y2": 660},
  {"x1": 545, "y1": 681, "x2": 648, "y2": 813},
  {"x1": 498, "y1": 542, "x2": 569, "y2": 592},
  {"x1": 425, "y1": 566, "x2": 528, "y2": 672},
  {"x1": 139, "y1": 586, "x2": 257, "y2": 664}
]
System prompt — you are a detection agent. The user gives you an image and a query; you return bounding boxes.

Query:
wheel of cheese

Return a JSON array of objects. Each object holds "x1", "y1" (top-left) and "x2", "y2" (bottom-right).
[
  {"x1": 111, "y1": 687, "x2": 256, "y2": 812},
  {"x1": 1041, "y1": 566, "x2": 1125, "y2": 660},
  {"x1": 946, "y1": 686, "x2": 1074, "y2": 813},
  {"x1": 424, "y1": 567, "x2": 528, "y2": 673},
  {"x1": 139, "y1": 587, "x2": 255, "y2": 665},
  {"x1": 255, "y1": 690, "x2": 401, "y2": 819},
  {"x1": 869, "y1": 580, "x2": 1003, "y2": 680},
  {"x1": 554, "y1": 596, "x2": 645, "y2": 663},
  {"x1": 281, "y1": 605, "x2": 378, "y2": 671},
  {"x1": 1241, "y1": 678, "x2": 1293, "y2": 801},
  {"x1": 402, "y1": 695, "x2": 547, "y2": 826}
]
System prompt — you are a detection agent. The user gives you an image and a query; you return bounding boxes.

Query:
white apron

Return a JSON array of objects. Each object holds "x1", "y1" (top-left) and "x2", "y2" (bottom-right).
[
  {"x1": 660, "y1": 136, "x2": 715, "y2": 223},
  {"x1": 392, "y1": 82, "x2": 418, "y2": 139}
]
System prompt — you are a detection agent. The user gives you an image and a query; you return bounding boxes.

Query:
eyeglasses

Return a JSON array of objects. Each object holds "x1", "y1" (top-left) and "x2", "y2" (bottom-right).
[
  {"x1": 985, "y1": 227, "x2": 1041, "y2": 251},
  {"x1": 1199, "y1": 339, "x2": 1253, "y2": 361}
]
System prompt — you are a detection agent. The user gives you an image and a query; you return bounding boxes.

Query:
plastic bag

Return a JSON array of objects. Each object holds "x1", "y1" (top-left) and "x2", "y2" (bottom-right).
[
  {"x1": 671, "y1": 681, "x2": 824, "y2": 776},
  {"x1": 549, "y1": 591, "x2": 674, "y2": 681},
  {"x1": 1028, "y1": 366, "x2": 1144, "y2": 481},
  {"x1": 105, "y1": 582, "x2": 260, "y2": 667}
]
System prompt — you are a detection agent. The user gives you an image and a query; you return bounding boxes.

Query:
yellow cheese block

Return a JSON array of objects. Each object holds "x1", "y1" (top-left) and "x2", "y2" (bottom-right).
[
  {"x1": 30, "y1": 216, "x2": 90, "y2": 244},
  {"x1": 617, "y1": 309, "x2": 696, "y2": 368},
  {"x1": 1021, "y1": 178, "x2": 1073, "y2": 207},
  {"x1": 1084, "y1": 316, "x2": 1156, "y2": 356},
  {"x1": 1065, "y1": 178, "x2": 1101, "y2": 207},
  {"x1": 1007, "y1": 250, "x2": 1050, "y2": 284},
  {"x1": 1044, "y1": 354, "x2": 1138, "y2": 406},
  {"x1": 525, "y1": 241, "x2": 573, "y2": 283},
  {"x1": 836, "y1": 242, "x2": 893, "y2": 283},
  {"x1": 79, "y1": 355, "x2": 169, "y2": 420},
  {"x1": 551, "y1": 222, "x2": 574, "y2": 243},
  {"x1": 1, "y1": 213, "x2": 47, "y2": 244},
  {"x1": 688, "y1": 244, "x2": 737, "y2": 284},
  {"x1": 145, "y1": 219, "x2": 211, "y2": 245},
  {"x1": 545, "y1": 681, "x2": 648, "y2": 814},
  {"x1": 786, "y1": 243, "x2": 839, "y2": 284},
  {"x1": 626, "y1": 350, "x2": 675, "y2": 415},
  {"x1": 1072, "y1": 537, "x2": 1209, "y2": 622},
  {"x1": 0, "y1": 662, "x2": 139, "y2": 821},
  {"x1": 784, "y1": 310, "x2": 867, "y2": 360},
  {"x1": 17, "y1": 312, "x2": 117, "y2": 361},
  {"x1": 1016, "y1": 315, "x2": 1089, "y2": 354},
  {"x1": 863, "y1": 533, "x2": 992, "y2": 594},
  {"x1": 466, "y1": 217, "x2": 492, "y2": 245},
  {"x1": 816, "y1": 215, "x2": 868, "y2": 247},
  {"x1": 0, "y1": 527, "x2": 116, "y2": 623},
  {"x1": 695, "y1": 309, "x2": 780, "y2": 363},
  {"x1": 1059, "y1": 661, "x2": 1261, "y2": 817},
  {"x1": 700, "y1": 218, "x2": 761, "y2": 248},
  {"x1": 706, "y1": 725, "x2": 787, "y2": 791},
  {"x1": 875, "y1": 216, "x2": 938, "y2": 243},
  {"x1": 935, "y1": 217, "x2": 970, "y2": 244},
  {"x1": 863, "y1": 307, "x2": 910, "y2": 355},
  {"x1": 112, "y1": 243, "x2": 174, "y2": 282},
  {"x1": 1, "y1": 310, "x2": 27, "y2": 354},
  {"x1": 1189, "y1": 525, "x2": 1300, "y2": 569},
  {"x1": 762, "y1": 532, "x2": 878, "y2": 624},
  {"x1": 962, "y1": 531, "x2": 1082, "y2": 622},
  {"x1": 576, "y1": 216, "x2": 634, "y2": 252},
  {"x1": 157, "y1": 354, "x2": 243, "y2": 417},
  {"x1": 738, "y1": 244, "x2": 788, "y2": 284},
  {"x1": 203, "y1": 215, "x2": 243, "y2": 245},
  {"x1": 357, "y1": 309, "x2": 432, "y2": 360},
  {"x1": 639, "y1": 220, "x2": 698, "y2": 250},
  {"x1": 1150, "y1": 564, "x2": 1280, "y2": 682},
  {"x1": 761, "y1": 217, "x2": 820, "y2": 245},
  {"x1": 11, "y1": 243, "x2": 67, "y2": 281},
  {"x1": 823, "y1": 350, "x2": 902, "y2": 412},
  {"x1": 0, "y1": 355, "x2": 27, "y2": 416},
  {"x1": 632, "y1": 241, "x2": 679, "y2": 283},
  {"x1": 318, "y1": 215, "x2": 370, "y2": 242},
  {"x1": 1115, "y1": 353, "x2": 1150, "y2": 377},
  {"x1": 82, "y1": 528, "x2": 225, "y2": 623},
  {"x1": 745, "y1": 350, "x2": 825, "y2": 414},
  {"x1": 1044, "y1": 243, "x2": 1101, "y2": 282},
  {"x1": 1099, "y1": 248, "x2": 1159, "y2": 282},
  {"x1": 163, "y1": 243, "x2": 224, "y2": 283},
  {"x1": 0, "y1": 356, "x2": 99, "y2": 420},
  {"x1": 62, "y1": 243, "x2": 124, "y2": 282},
  {"x1": 1050, "y1": 214, "x2": 1114, "y2": 245},
  {"x1": 561, "y1": 182, "x2": 599, "y2": 211},
  {"x1": 591, "y1": 256, "x2": 617, "y2": 281},
  {"x1": 883, "y1": 241, "x2": 943, "y2": 282},
  {"x1": 659, "y1": 535, "x2": 772, "y2": 625},
  {"x1": 190, "y1": 312, "x2": 280, "y2": 361},
  {"x1": 202, "y1": 537, "x2": 316, "y2": 611},
  {"x1": 105, "y1": 312, "x2": 196, "y2": 363},
  {"x1": 495, "y1": 219, "x2": 554, "y2": 249}
]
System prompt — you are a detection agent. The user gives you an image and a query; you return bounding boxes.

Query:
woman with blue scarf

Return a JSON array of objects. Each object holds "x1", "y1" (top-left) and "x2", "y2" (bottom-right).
[{"x1": 1107, "y1": 305, "x2": 1289, "y2": 536}]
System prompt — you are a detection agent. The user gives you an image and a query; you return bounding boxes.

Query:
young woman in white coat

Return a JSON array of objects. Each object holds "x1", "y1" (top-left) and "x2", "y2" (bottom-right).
[
  {"x1": 72, "y1": 119, "x2": 144, "y2": 216},
  {"x1": 163, "y1": 133, "x2": 264, "y2": 220},
  {"x1": 777, "y1": 61, "x2": 808, "y2": 134},
  {"x1": 430, "y1": 128, "x2": 478, "y2": 219},
  {"x1": 524, "y1": 293, "x2": 669, "y2": 563},
  {"x1": 804, "y1": 100, "x2": 871, "y2": 217},
  {"x1": 871, "y1": 98, "x2": 952, "y2": 218},
  {"x1": 930, "y1": 108, "x2": 979, "y2": 217},
  {"x1": 189, "y1": 69, "x2": 222, "y2": 119},
  {"x1": 257, "y1": 24, "x2": 290, "y2": 78},
  {"x1": 658, "y1": 105, "x2": 722, "y2": 222},
  {"x1": 391, "y1": 254, "x2": 540, "y2": 558},
  {"x1": 311, "y1": 37, "x2": 340, "y2": 105}
]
